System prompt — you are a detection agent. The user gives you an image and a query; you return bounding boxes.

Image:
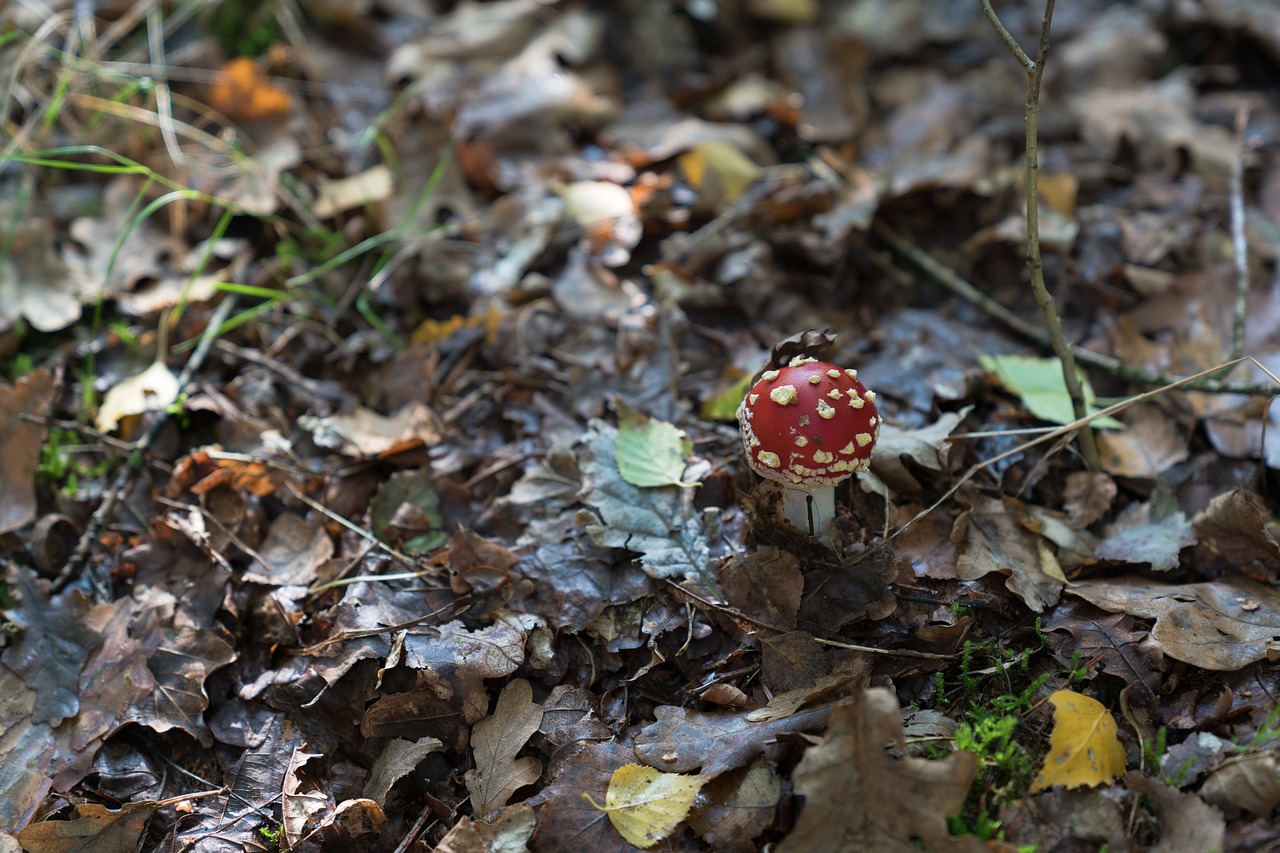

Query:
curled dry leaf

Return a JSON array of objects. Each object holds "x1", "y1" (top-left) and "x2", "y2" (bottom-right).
[{"x1": 0, "y1": 367, "x2": 54, "y2": 534}]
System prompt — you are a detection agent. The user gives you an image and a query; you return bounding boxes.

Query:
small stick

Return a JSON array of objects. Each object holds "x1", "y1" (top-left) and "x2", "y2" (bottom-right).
[
  {"x1": 873, "y1": 221, "x2": 1278, "y2": 396},
  {"x1": 980, "y1": 0, "x2": 1099, "y2": 470},
  {"x1": 1229, "y1": 104, "x2": 1252, "y2": 365},
  {"x1": 55, "y1": 295, "x2": 238, "y2": 593}
]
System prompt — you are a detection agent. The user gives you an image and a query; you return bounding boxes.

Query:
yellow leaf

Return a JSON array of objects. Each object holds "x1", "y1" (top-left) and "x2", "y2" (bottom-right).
[
  {"x1": 678, "y1": 141, "x2": 761, "y2": 205},
  {"x1": 594, "y1": 763, "x2": 706, "y2": 849},
  {"x1": 1031, "y1": 690, "x2": 1127, "y2": 792}
]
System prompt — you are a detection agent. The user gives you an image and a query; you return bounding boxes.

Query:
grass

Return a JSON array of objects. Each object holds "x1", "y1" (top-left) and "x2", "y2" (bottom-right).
[{"x1": 931, "y1": 620, "x2": 1088, "y2": 845}]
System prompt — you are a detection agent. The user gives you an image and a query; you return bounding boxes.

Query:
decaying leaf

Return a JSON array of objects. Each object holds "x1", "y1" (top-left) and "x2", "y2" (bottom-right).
[
  {"x1": 1199, "y1": 752, "x2": 1280, "y2": 818},
  {"x1": 1031, "y1": 690, "x2": 1127, "y2": 792},
  {"x1": 862, "y1": 408, "x2": 968, "y2": 496},
  {"x1": 466, "y1": 679, "x2": 544, "y2": 818},
  {"x1": 1096, "y1": 404, "x2": 1188, "y2": 478},
  {"x1": 687, "y1": 758, "x2": 780, "y2": 853},
  {"x1": 300, "y1": 402, "x2": 443, "y2": 457},
  {"x1": 1095, "y1": 487, "x2": 1195, "y2": 572},
  {"x1": 778, "y1": 688, "x2": 985, "y2": 852},
  {"x1": 362, "y1": 737, "x2": 444, "y2": 806},
  {"x1": 1126, "y1": 772, "x2": 1226, "y2": 853},
  {"x1": 953, "y1": 492, "x2": 1062, "y2": 612},
  {"x1": 593, "y1": 763, "x2": 706, "y2": 849},
  {"x1": 1043, "y1": 601, "x2": 1163, "y2": 702},
  {"x1": 578, "y1": 420, "x2": 714, "y2": 591},
  {"x1": 0, "y1": 367, "x2": 54, "y2": 534},
  {"x1": 0, "y1": 219, "x2": 96, "y2": 332},
  {"x1": 13, "y1": 802, "x2": 155, "y2": 853},
  {"x1": 1069, "y1": 577, "x2": 1280, "y2": 670}
]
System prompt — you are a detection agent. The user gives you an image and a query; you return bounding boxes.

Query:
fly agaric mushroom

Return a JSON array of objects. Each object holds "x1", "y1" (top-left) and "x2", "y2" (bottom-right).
[{"x1": 736, "y1": 356, "x2": 880, "y2": 537}]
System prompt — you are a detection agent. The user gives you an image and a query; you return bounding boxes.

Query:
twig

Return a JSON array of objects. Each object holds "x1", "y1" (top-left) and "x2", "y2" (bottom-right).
[
  {"x1": 873, "y1": 221, "x2": 1278, "y2": 396},
  {"x1": 853, "y1": 357, "x2": 1275, "y2": 566},
  {"x1": 980, "y1": 0, "x2": 1099, "y2": 470},
  {"x1": 1229, "y1": 104, "x2": 1252, "y2": 365},
  {"x1": 55, "y1": 295, "x2": 238, "y2": 593}
]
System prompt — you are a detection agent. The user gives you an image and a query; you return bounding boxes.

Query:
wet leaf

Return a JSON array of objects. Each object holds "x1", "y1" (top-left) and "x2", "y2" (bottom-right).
[
  {"x1": 595, "y1": 763, "x2": 706, "y2": 849},
  {"x1": 1031, "y1": 691, "x2": 1127, "y2": 791},
  {"x1": 363, "y1": 737, "x2": 444, "y2": 806},
  {"x1": 2, "y1": 572, "x2": 100, "y2": 726},
  {"x1": 687, "y1": 758, "x2": 781, "y2": 853}
]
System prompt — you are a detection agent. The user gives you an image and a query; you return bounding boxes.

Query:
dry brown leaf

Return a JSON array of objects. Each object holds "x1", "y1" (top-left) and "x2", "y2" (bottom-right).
[
  {"x1": 1069, "y1": 577, "x2": 1280, "y2": 670},
  {"x1": 0, "y1": 367, "x2": 53, "y2": 534},
  {"x1": 1126, "y1": 772, "x2": 1227, "y2": 853},
  {"x1": 1063, "y1": 471, "x2": 1117, "y2": 528},
  {"x1": 13, "y1": 803, "x2": 155, "y2": 853},
  {"x1": 1096, "y1": 404, "x2": 1188, "y2": 478},
  {"x1": 299, "y1": 402, "x2": 443, "y2": 457},
  {"x1": 362, "y1": 737, "x2": 444, "y2": 806},
  {"x1": 1200, "y1": 753, "x2": 1280, "y2": 819},
  {"x1": 777, "y1": 688, "x2": 985, "y2": 852},
  {"x1": 465, "y1": 679, "x2": 544, "y2": 818},
  {"x1": 686, "y1": 757, "x2": 781, "y2": 853},
  {"x1": 953, "y1": 492, "x2": 1063, "y2": 612}
]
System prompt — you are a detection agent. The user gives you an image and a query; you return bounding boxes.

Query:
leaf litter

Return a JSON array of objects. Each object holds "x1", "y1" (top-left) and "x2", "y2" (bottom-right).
[{"x1": 2, "y1": 0, "x2": 1280, "y2": 850}]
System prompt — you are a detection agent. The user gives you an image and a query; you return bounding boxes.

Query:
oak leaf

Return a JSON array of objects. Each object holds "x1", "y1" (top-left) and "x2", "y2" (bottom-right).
[{"x1": 465, "y1": 680, "x2": 544, "y2": 818}]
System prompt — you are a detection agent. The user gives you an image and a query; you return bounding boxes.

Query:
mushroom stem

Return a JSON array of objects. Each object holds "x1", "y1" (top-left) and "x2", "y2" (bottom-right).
[{"x1": 782, "y1": 485, "x2": 835, "y2": 539}]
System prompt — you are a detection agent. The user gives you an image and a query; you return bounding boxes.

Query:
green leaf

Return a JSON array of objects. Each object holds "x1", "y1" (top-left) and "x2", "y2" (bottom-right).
[
  {"x1": 370, "y1": 470, "x2": 447, "y2": 554},
  {"x1": 614, "y1": 401, "x2": 698, "y2": 488},
  {"x1": 700, "y1": 374, "x2": 752, "y2": 422},
  {"x1": 580, "y1": 420, "x2": 716, "y2": 592},
  {"x1": 980, "y1": 355, "x2": 1123, "y2": 429}
]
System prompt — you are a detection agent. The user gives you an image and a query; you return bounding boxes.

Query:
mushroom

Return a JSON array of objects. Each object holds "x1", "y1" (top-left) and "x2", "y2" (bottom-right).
[{"x1": 736, "y1": 356, "x2": 880, "y2": 538}]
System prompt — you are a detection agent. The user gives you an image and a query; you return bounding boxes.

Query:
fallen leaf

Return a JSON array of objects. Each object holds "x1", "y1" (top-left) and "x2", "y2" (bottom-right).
[
  {"x1": 1096, "y1": 404, "x2": 1188, "y2": 477},
  {"x1": 579, "y1": 420, "x2": 715, "y2": 591},
  {"x1": 466, "y1": 680, "x2": 544, "y2": 818},
  {"x1": 1069, "y1": 577, "x2": 1280, "y2": 670},
  {"x1": 299, "y1": 402, "x2": 443, "y2": 457},
  {"x1": 13, "y1": 803, "x2": 155, "y2": 853},
  {"x1": 1199, "y1": 752, "x2": 1280, "y2": 819},
  {"x1": 208, "y1": 57, "x2": 292, "y2": 121},
  {"x1": 634, "y1": 705, "x2": 830, "y2": 774},
  {"x1": 243, "y1": 513, "x2": 334, "y2": 586},
  {"x1": 1031, "y1": 690, "x2": 1127, "y2": 792},
  {"x1": 362, "y1": 737, "x2": 444, "y2": 806},
  {"x1": 312, "y1": 164, "x2": 395, "y2": 219},
  {"x1": 678, "y1": 140, "x2": 762, "y2": 206},
  {"x1": 1126, "y1": 772, "x2": 1226, "y2": 853},
  {"x1": 980, "y1": 354, "x2": 1122, "y2": 429},
  {"x1": 686, "y1": 757, "x2": 780, "y2": 853},
  {"x1": 1063, "y1": 471, "x2": 1117, "y2": 528},
  {"x1": 777, "y1": 688, "x2": 985, "y2": 852},
  {"x1": 1193, "y1": 488, "x2": 1280, "y2": 581},
  {"x1": 1095, "y1": 487, "x2": 1195, "y2": 572},
  {"x1": 862, "y1": 408, "x2": 968, "y2": 496},
  {"x1": 1044, "y1": 601, "x2": 1163, "y2": 703},
  {"x1": 0, "y1": 367, "x2": 53, "y2": 534},
  {"x1": 95, "y1": 360, "x2": 180, "y2": 433},
  {"x1": 369, "y1": 470, "x2": 447, "y2": 554},
  {"x1": 613, "y1": 400, "x2": 697, "y2": 488},
  {"x1": 595, "y1": 763, "x2": 706, "y2": 849},
  {"x1": 0, "y1": 218, "x2": 96, "y2": 332},
  {"x1": 953, "y1": 492, "x2": 1063, "y2": 612}
]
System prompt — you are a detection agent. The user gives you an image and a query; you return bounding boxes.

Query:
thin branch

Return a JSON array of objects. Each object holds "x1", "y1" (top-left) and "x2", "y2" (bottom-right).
[
  {"x1": 55, "y1": 294, "x2": 239, "y2": 593},
  {"x1": 981, "y1": 0, "x2": 1095, "y2": 468},
  {"x1": 978, "y1": 0, "x2": 1034, "y2": 71},
  {"x1": 873, "y1": 221, "x2": 1278, "y2": 396},
  {"x1": 1229, "y1": 104, "x2": 1252, "y2": 364}
]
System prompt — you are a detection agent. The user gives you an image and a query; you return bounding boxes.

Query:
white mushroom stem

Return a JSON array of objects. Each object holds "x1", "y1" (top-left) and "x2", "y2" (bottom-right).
[{"x1": 782, "y1": 485, "x2": 835, "y2": 539}]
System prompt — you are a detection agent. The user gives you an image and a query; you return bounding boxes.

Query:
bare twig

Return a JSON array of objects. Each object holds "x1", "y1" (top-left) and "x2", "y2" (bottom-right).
[
  {"x1": 873, "y1": 221, "x2": 1278, "y2": 396},
  {"x1": 55, "y1": 295, "x2": 239, "y2": 593},
  {"x1": 1229, "y1": 105, "x2": 1252, "y2": 364},
  {"x1": 980, "y1": 0, "x2": 1099, "y2": 469}
]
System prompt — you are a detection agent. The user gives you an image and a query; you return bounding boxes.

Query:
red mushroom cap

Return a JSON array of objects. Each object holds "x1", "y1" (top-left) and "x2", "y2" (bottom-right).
[{"x1": 736, "y1": 356, "x2": 880, "y2": 488}]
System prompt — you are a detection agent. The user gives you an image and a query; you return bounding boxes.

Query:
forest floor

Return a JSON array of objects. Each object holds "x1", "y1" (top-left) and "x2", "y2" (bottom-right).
[{"x1": 3, "y1": 1, "x2": 1280, "y2": 851}]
